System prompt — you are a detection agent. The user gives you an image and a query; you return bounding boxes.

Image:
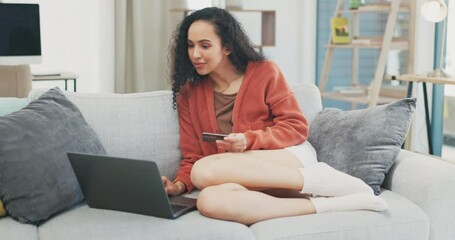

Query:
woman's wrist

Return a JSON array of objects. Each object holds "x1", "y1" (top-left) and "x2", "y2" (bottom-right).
[{"x1": 244, "y1": 131, "x2": 252, "y2": 149}]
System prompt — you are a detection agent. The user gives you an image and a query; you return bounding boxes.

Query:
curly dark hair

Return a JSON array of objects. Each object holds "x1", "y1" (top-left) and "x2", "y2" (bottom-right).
[{"x1": 168, "y1": 7, "x2": 265, "y2": 108}]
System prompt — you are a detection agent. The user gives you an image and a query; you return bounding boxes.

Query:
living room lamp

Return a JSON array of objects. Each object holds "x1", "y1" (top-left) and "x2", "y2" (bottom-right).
[{"x1": 421, "y1": 0, "x2": 449, "y2": 77}]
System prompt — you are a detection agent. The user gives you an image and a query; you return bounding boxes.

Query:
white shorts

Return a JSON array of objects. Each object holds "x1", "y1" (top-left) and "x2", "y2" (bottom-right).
[{"x1": 285, "y1": 141, "x2": 318, "y2": 168}]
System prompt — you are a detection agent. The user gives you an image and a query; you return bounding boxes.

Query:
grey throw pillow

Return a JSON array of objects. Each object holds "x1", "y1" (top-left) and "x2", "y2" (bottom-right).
[
  {"x1": 0, "y1": 88, "x2": 106, "y2": 225},
  {"x1": 308, "y1": 98, "x2": 416, "y2": 195}
]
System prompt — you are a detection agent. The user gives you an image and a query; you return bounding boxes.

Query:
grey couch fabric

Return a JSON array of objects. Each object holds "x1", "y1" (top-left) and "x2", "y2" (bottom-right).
[
  {"x1": 46, "y1": 90, "x2": 182, "y2": 180},
  {"x1": 250, "y1": 190, "x2": 428, "y2": 240},
  {"x1": 0, "y1": 217, "x2": 38, "y2": 240},
  {"x1": 383, "y1": 150, "x2": 455, "y2": 239},
  {"x1": 38, "y1": 203, "x2": 254, "y2": 240},
  {"x1": 1, "y1": 83, "x2": 454, "y2": 240}
]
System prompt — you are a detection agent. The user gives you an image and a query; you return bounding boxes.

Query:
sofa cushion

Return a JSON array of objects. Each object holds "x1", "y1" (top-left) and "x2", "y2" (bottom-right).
[
  {"x1": 308, "y1": 98, "x2": 416, "y2": 194},
  {"x1": 0, "y1": 217, "x2": 39, "y2": 240},
  {"x1": 29, "y1": 89, "x2": 182, "y2": 180},
  {"x1": 0, "y1": 97, "x2": 29, "y2": 116},
  {"x1": 0, "y1": 88, "x2": 106, "y2": 225},
  {"x1": 250, "y1": 190, "x2": 429, "y2": 240},
  {"x1": 38, "y1": 203, "x2": 255, "y2": 240},
  {"x1": 0, "y1": 97, "x2": 29, "y2": 217}
]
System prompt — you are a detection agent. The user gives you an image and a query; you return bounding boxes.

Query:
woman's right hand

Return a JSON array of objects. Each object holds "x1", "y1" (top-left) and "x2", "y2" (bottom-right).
[
  {"x1": 161, "y1": 176, "x2": 186, "y2": 196},
  {"x1": 216, "y1": 133, "x2": 248, "y2": 152}
]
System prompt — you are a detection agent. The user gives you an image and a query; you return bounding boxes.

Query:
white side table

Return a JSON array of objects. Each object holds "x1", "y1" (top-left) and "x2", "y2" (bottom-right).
[
  {"x1": 32, "y1": 72, "x2": 78, "y2": 92},
  {"x1": 396, "y1": 74, "x2": 455, "y2": 154}
]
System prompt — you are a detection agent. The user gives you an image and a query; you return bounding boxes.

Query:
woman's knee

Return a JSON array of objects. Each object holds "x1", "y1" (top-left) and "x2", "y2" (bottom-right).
[
  {"x1": 191, "y1": 153, "x2": 236, "y2": 189},
  {"x1": 197, "y1": 183, "x2": 246, "y2": 219}
]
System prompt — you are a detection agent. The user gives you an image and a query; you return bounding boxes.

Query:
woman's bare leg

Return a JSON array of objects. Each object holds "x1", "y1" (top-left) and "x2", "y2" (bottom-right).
[
  {"x1": 194, "y1": 151, "x2": 386, "y2": 224},
  {"x1": 191, "y1": 149, "x2": 304, "y2": 191},
  {"x1": 197, "y1": 183, "x2": 316, "y2": 225},
  {"x1": 197, "y1": 183, "x2": 386, "y2": 225},
  {"x1": 191, "y1": 149, "x2": 373, "y2": 196}
]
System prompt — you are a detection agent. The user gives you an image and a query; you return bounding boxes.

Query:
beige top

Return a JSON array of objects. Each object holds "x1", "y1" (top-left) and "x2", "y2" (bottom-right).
[{"x1": 213, "y1": 91, "x2": 237, "y2": 134}]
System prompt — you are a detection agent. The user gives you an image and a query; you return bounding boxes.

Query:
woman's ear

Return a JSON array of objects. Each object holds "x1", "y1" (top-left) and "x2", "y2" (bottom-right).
[
  {"x1": 224, "y1": 48, "x2": 231, "y2": 56},
  {"x1": 224, "y1": 44, "x2": 232, "y2": 55}
]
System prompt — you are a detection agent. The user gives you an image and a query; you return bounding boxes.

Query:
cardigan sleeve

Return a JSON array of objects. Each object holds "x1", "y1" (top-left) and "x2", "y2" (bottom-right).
[
  {"x1": 244, "y1": 62, "x2": 309, "y2": 149},
  {"x1": 173, "y1": 87, "x2": 203, "y2": 193}
]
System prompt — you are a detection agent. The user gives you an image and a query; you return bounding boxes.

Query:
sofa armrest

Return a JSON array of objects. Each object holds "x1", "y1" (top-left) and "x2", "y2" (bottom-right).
[{"x1": 383, "y1": 149, "x2": 455, "y2": 240}]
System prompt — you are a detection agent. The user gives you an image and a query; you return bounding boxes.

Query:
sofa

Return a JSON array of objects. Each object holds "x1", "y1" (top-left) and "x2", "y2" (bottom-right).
[{"x1": 1, "y1": 83, "x2": 455, "y2": 240}]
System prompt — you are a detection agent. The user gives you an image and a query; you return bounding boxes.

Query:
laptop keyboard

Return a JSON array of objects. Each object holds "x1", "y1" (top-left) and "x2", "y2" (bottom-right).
[{"x1": 171, "y1": 204, "x2": 188, "y2": 213}]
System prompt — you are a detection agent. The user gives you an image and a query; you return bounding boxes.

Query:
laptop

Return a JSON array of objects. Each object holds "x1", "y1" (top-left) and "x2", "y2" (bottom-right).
[{"x1": 67, "y1": 152, "x2": 197, "y2": 219}]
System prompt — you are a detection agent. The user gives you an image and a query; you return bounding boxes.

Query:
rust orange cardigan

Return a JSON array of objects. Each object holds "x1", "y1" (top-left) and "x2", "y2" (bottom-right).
[{"x1": 174, "y1": 61, "x2": 309, "y2": 192}]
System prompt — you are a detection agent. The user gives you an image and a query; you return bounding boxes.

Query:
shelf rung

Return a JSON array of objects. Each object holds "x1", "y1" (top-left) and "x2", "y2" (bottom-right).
[
  {"x1": 327, "y1": 41, "x2": 409, "y2": 50},
  {"x1": 321, "y1": 91, "x2": 401, "y2": 105},
  {"x1": 338, "y1": 4, "x2": 410, "y2": 13}
]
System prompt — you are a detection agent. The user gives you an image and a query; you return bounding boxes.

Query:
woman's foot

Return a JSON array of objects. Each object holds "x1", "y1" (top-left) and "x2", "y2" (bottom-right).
[
  {"x1": 310, "y1": 193, "x2": 387, "y2": 213},
  {"x1": 300, "y1": 162, "x2": 373, "y2": 197}
]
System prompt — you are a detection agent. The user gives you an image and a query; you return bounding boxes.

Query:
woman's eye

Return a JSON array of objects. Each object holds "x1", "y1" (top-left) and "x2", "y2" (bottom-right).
[
  {"x1": 188, "y1": 44, "x2": 194, "y2": 48},
  {"x1": 202, "y1": 45, "x2": 210, "y2": 49}
]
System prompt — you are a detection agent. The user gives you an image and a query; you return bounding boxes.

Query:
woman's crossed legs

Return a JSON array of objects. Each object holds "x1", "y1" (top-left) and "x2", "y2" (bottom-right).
[{"x1": 191, "y1": 147, "x2": 386, "y2": 225}]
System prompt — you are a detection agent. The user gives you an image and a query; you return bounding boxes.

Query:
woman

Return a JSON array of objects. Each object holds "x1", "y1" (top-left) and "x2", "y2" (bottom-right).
[{"x1": 162, "y1": 7, "x2": 386, "y2": 225}]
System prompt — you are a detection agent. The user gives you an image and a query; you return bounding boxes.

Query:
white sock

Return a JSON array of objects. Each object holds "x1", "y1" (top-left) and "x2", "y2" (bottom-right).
[
  {"x1": 310, "y1": 193, "x2": 388, "y2": 213},
  {"x1": 300, "y1": 162, "x2": 373, "y2": 197}
]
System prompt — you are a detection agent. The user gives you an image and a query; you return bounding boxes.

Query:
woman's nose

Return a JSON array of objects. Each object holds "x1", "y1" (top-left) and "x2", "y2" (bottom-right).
[{"x1": 192, "y1": 47, "x2": 201, "y2": 59}]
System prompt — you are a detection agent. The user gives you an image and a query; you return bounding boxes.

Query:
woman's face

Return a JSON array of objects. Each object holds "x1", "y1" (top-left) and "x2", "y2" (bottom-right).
[{"x1": 187, "y1": 20, "x2": 230, "y2": 76}]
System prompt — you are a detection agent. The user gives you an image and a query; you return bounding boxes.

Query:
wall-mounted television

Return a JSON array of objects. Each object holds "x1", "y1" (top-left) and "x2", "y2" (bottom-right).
[{"x1": 0, "y1": 3, "x2": 41, "y2": 65}]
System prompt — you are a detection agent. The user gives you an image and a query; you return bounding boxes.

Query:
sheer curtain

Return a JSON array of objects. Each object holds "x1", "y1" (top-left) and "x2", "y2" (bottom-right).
[{"x1": 114, "y1": 0, "x2": 173, "y2": 93}]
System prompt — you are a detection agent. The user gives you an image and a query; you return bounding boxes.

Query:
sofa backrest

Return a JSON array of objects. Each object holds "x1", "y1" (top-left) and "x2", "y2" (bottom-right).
[
  {"x1": 29, "y1": 90, "x2": 181, "y2": 179},
  {"x1": 28, "y1": 83, "x2": 322, "y2": 178},
  {"x1": 291, "y1": 83, "x2": 323, "y2": 125}
]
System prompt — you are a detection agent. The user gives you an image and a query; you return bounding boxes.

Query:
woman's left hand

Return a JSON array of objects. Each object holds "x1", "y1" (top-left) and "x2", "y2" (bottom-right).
[{"x1": 216, "y1": 133, "x2": 247, "y2": 152}]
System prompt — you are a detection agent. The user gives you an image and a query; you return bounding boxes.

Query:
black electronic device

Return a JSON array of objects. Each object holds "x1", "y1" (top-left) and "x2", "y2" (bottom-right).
[
  {"x1": 67, "y1": 153, "x2": 197, "y2": 219},
  {"x1": 0, "y1": 3, "x2": 41, "y2": 64},
  {"x1": 202, "y1": 132, "x2": 228, "y2": 142}
]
